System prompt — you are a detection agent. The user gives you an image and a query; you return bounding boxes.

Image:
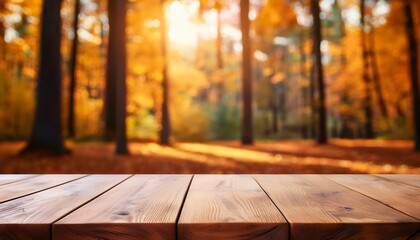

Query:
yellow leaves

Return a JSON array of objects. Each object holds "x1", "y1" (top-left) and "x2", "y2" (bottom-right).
[
  {"x1": 171, "y1": 101, "x2": 209, "y2": 141},
  {"x1": 169, "y1": 62, "x2": 208, "y2": 96},
  {"x1": 22, "y1": 66, "x2": 35, "y2": 78},
  {"x1": 132, "y1": 64, "x2": 147, "y2": 76},
  {"x1": 127, "y1": 109, "x2": 159, "y2": 141},
  {"x1": 254, "y1": 0, "x2": 297, "y2": 35},
  {"x1": 271, "y1": 72, "x2": 284, "y2": 84}
]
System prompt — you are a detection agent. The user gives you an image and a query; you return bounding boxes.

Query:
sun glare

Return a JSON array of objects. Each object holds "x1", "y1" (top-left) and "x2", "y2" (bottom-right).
[
  {"x1": 164, "y1": 0, "x2": 243, "y2": 58},
  {"x1": 166, "y1": 1, "x2": 198, "y2": 48}
]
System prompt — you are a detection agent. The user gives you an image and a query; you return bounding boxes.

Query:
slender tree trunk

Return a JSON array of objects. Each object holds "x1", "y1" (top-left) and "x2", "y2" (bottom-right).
[
  {"x1": 160, "y1": 0, "x2": 170, "y2": 145},
  {"x1": 311, "y1": 0, "x2": 327, "y2": 144},
  {"x1": 264, "y1": 112, "x2": 270, "y2": 136},
  {"x1": 299, "y1": 29, "x2": 309, "y2": 138},
  {"x1": 271, "y1": 97, "x2": 278, "y2": 133},
  {"x1": 25, "y1": 0, "x2": 66, "y2": 154},
  {"x1": 68, "y1": 0, "x2": 80, "y2": 138},
  {"x1": 309, "y1": 56, "x2": 316, "y2": 139},
  {"x1": 360, "y1": 0, "x2": 374, "y2": 138},
  {"x1": 280, "y1": 47, "x2": 288, "y2": 127},
  {"x1": 0, "y1": 0, "x2": 5, "y2": 62},
  {"x1": 240, "y1": 0, "x2": 253, "y2": 145},
  {"x1": 368, "y1": 25, "x2": 388, "y2": 118},
  {"x1": 107, "y1": 0, "x2": 128, "y2": 154},
  {"x1": 215, "y1": 3, "x2": 224, "y2": 101},
  {"x1": 404, "y1": 0, "x2": 420, "y2": 151},
  {"x1": 104, "y1": 0, "x2": 117, "y2": 141}
]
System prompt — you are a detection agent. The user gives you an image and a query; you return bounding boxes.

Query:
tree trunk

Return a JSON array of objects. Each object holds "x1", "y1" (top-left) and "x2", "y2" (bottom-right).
[
  {"x1": 271, "y1": 97, "x2": 278, "y2": 133},
  {"x1": 25, "y1": 0, "x2": 66, "y2": 154},
  {"x1": 68, "y1": 0, "x2": 80, "y2": 138},
  {"x1": 107, "y1": 0, "x2": 128, "y2": 154},
  {"x1": 309, "y1": 55, "x2": 316, "y2": 139},
  {"x1": 404, "y1": 0, "x2": 420, "y2": 151},
  {"x1": 159, "y1": 0, "x2": 170, "y2": 145},
  {"x1": 104, "y1": 0, "x2": 117, "y2": 141},
  {"x1": 360, "y1": 0, "x2": 374, "y2": 138},
  {"x1": 311, "y1": 0, "x2": 327, "y2": 144},
  {"x1": 299, "y1": 29, "x2": 309, "y2": 138},
  {"x1": 240, "y1": 0, "x2": 253, "y2": 145},
  {"x1": 215, "y1": 3, "x2": 224, "y2": 101},
  {"x1": 0, "y1": 0, "x2": 5, "y2": 61},
  {"x1": 368, "y1": 25, "x2": 388, "y2": 118}
]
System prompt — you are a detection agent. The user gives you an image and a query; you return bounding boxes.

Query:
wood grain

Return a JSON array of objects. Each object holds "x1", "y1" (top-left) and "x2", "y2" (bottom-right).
[
  {"x1": 53, "y1": 174, "x2": 192, "y2": 240},
  {"x1": 254, "y1": 174, "x2": 420, "y2": 240},
  {"x1": 0, "y1": 174, "x2": 85, "y2": 203},
  {"x1": 178, "y1": 175, "x2": 288, "y2": 240},
  {"x1": 326, "y1": 174, "x2": 420, "y2": 219},
  {"x1": 376, "y1": 174, "x2": 420, "y2": 188},
  {"x1": 0, "y1": 175, "x2": 38, "y2": 186},
  {"x1": 0, "y1": 174, "x2": 130, "y2": 240}
]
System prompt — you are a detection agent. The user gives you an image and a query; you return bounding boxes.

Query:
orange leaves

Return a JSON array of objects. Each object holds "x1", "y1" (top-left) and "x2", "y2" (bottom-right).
[{"x1": 254, "y1": 0, "x2": 297, "y2": 36}]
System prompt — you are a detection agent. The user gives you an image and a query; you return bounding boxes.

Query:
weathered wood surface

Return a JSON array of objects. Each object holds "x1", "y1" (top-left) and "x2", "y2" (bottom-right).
[
  {"x1": 0, "y1": 174, "x2": 85, "y2": 203},
  {"x1": 376, "y1": 174, "x2": 420, "y2": 188},
  {"x1": 53, "y1": 175, "x2": 192, "y2": 240},
  {"x1": 326, "y1": 174, "x2": 420, "y2": 219},
  {"x1": 0, "y1": 174, "x2": 418, "y2": 240},
  {"x1": 0, "y1": 175, "x2": 130, "y2": 240},
  {"x1": 254, "y1": 174, "x2": 420, "y2": 240},
  {"x1": 0, "y1": 174, "x2": 37, "y2": 186},
  {"x1": 178, "y1": 175, "x2": 288, "y2": 240}
]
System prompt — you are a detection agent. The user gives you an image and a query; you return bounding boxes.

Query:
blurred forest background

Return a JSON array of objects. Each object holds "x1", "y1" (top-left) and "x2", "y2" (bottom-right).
[{"x1": 0, "y1": 0, "x2": 419, "y2": 173}]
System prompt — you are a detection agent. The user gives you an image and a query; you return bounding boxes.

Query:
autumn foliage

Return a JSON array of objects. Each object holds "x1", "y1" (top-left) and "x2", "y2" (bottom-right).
[{"x1": 0, "y1": 0, "x2": 419, "y2": 149}]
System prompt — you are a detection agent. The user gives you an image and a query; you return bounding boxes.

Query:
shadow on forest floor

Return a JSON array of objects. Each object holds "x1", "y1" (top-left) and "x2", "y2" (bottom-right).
[{"x1": 0, "y1": 140, "x2": 419, "y2": 174}]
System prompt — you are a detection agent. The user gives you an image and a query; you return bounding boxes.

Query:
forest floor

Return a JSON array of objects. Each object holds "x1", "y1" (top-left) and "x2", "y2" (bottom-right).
[{"x1": 0, "y1": 139, "x2": 419, "y2": 174}]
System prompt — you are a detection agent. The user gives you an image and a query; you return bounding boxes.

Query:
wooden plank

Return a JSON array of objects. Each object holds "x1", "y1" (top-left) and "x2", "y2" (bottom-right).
[
  {"x1": 53, "y1": 175, "x2": 192, "y2": 240},
  {"x1": 178, "y1": 175, "x2": 288, "y2": 240},
  {"x1": 255, "y1": 174, "x2": 420, "y2": 240},
  {"x1": 0, "y1": 174, "x2": 85, "y2": 203},
  {"x1": 0, "y1": 174, "x2": 130, "y2": 240},
  {"x1": 326, "y1": 174, "x2": 420, "y2": 219},
  {"x1": 376, "y1": 174, "x2": 420, "y2": 188},
  {"x1": 0, "y1": 175, "x2": 38, "y2": 186}
]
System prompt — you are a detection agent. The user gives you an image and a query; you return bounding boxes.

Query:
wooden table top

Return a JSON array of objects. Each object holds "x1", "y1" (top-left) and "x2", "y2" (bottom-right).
[{"x1": 0, "y1": 174, "x2": 418, "y2": 240}]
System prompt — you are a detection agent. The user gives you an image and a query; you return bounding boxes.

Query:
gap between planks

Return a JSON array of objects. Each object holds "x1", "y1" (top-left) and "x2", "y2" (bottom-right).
[
  {"x1": 175, "y1": 175, "x2": 194, "y2": 240},
  {"x1": 0, "y1": 174, "x2": 87, "y2": 204},
  {"x1": 322, "y1": 174, "x2": 420, "y2": 220},
  {"x1": 50, "y1": 174, "x2": 135, "y2": 225}
]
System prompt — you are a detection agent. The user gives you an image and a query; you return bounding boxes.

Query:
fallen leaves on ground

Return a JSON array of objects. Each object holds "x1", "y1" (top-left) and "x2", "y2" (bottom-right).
[{"x1": 0, "y1": 140, "x2": 419, "y2": 174}]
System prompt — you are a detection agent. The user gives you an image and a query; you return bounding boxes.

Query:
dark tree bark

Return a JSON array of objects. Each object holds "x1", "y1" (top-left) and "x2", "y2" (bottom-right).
[
  {"x1": 68, "y1": 0, "x2": 81, "y2": 138},
  {"x1": 0, "y1": 0, "x2": 5, "y2": 40},
  {"x1": 360, "y1": 0, "x2": 374, "y2": 138},
  {"x1": 240, "y1": 0, "x2": 253, "y2": 145},
  {"x1": 404, "y1": 0, "x2": 420, "y2": 151},
  {"x1": 0, "y1": 0, "x2": 5, "y2": 62},
  {"x1": 107, "y1": 0, "x2": 128, "y2": 154},
  {"x1": 311, "y1": 0, "x2": 327, "y2": 144},
  {"x1": 159, "y1": 0, "x2": 170, "y2": 145},
  {"x1": 104, "y1": 1, "x2": 117, "y2": 141},
  {"x1": 25, "y1": 0, "x2": 66, "y2": 154}
]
